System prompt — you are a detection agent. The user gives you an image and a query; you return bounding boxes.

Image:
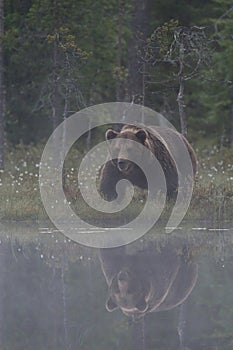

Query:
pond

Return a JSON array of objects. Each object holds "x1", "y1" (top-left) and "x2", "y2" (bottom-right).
[{"x1": 0, "y1": 221, "x2": 232, "y2": 350}]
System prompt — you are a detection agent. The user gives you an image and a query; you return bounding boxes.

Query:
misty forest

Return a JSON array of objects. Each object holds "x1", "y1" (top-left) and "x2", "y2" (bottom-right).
[
  {"x1": 0, "y1": 1, "x2": 233, "y2": 350},
  {"x1": 0, "y1": 0, "x2": 232, "y2": 219}
]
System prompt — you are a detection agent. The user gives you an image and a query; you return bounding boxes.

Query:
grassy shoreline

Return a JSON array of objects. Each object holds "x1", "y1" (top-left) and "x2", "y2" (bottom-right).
[{"x1": 0, "y1": 140, "x2": 232, "y2": 222}]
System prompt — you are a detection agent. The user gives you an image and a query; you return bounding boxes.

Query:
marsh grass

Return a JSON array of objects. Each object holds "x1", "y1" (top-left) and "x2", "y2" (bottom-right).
[
  {"x1": 0, "y1": 143, "x2": 46, "y2": 220},
  {"x1": 0, "y1": 141, "x2": 232, "y2": 222},
  {"x1": 189, "y1": 144, "x2": 233, "y2": 221}
]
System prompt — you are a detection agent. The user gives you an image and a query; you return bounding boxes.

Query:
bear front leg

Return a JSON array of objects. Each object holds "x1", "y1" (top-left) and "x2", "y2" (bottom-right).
[{"x1": 99, "y1": 160, "x2": 123, "y2": 201}]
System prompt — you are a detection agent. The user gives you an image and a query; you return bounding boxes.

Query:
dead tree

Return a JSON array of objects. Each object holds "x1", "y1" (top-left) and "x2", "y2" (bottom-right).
[{"x1": 143, "y1": 23, "x2": 211, "y2": 136}]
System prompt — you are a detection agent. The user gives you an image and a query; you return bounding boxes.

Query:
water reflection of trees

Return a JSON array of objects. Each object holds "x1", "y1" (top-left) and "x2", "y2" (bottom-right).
[{"x1": 0, "y1": 226, "x2": 233, "y2": 349}]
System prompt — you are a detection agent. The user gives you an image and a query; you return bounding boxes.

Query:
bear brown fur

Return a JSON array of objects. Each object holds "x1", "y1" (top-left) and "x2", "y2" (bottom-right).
[
  {"x1": 99, "y1": 124, "x2": 198, "y2": 201},
  {"x1": 99, "y1": 243, "x2": 198, "y2": 319}
]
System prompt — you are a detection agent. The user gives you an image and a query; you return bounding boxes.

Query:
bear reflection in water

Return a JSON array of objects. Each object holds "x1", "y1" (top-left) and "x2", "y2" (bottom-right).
[{"x1": 99, "y1": 242, "x2": 198, "y2": 320}]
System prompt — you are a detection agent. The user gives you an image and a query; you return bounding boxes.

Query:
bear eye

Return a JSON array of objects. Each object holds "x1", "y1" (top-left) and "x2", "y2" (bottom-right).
[{"x1": 135, "y1": 129, "x2": 147, "y2": 144}]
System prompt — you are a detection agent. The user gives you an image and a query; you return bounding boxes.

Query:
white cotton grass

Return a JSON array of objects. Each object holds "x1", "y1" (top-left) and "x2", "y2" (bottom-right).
[{"x1": 0, "y1": 141, "x2": 232, "y2": 222}]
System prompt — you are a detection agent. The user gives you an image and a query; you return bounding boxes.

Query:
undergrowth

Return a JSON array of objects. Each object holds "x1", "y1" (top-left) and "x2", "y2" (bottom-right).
[{"x1": 0, "y1": 140, "x2": 232, "y2": 223}]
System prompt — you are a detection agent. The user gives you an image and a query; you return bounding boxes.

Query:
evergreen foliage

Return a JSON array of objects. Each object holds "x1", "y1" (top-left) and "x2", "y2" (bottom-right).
[{"x1": 1, "y1": 0, "x2": 233, "y2": 145}]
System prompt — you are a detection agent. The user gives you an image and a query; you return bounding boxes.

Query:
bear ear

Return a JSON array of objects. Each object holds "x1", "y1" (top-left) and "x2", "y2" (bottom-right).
[
  {"x1": 135, "y1": 298, "x2": 148, "y2": 312},
  {"x1": 135, "y1": 129, "x2": 148, "y2": 144},
  {"x1": 106, "y1": 297, "x2": 119, "y2": 312},
  {"x1": 105, "y1": 129, "x2": 118, "y2": 141}
]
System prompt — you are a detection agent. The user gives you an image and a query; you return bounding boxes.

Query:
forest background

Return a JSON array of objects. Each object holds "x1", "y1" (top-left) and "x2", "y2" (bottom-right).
[
  {"x1": 0, "y1": 4, "x2": 233, "y2": 350},
  {"x1": 0, "y1": 0, "x2": 233, "y2": 220}
]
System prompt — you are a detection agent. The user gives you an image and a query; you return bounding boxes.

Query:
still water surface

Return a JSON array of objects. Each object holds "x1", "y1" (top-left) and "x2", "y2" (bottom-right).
[{"x1": 0, "y1": 221, "x2": 232, "y2": 350}]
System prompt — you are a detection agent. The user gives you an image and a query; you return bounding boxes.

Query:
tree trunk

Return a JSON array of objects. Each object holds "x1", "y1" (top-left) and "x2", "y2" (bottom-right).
[
  {"x1": 61, "y1": 264, "x2": 70, "y2": 350},
  {"x1": 51, "y1": 0, "x2": 60, "y2": 131},
  {"x1": 51, "y1": 31, "x2": 60, "y2": 166},
  {"x1": 116, "y1": 0, "x2": 123, "y2": 102},
  {"x1": 177, "y1": 302, "x2": 187, "y2": 350},
  {"x1": 230, "y1": 106, "x2": 233, "y2": 147},
  {"x1": 51, "y1": 267, "x2": 59, "y2": 350},
  {"x1": 131, "y1": 317, "x2": 146, "y2": 350},
  {"x1": 62, "y1": 52, "x2": 71, "y2": 187},
  {"x1": 0, "y1": 0, "x2": 4, "y2": 169},
  {"x1": 177, "y1": 44, "x2": 187, "y2": 137},
  {"x1": 177, "y1": 75, "x2": 187, "y2": 137},
  {"x1": 0, "y1": 240, "x2": 7, "y2": 348},
  {"x1": 127, "y1": 0, "x2": 150, "y2": 104},
  {"x1": 51, "y1": 0, "x2": 62, "y2": 167},
  {"x1": 51, "y1": 34, "x2": 59, "y2": 131}
]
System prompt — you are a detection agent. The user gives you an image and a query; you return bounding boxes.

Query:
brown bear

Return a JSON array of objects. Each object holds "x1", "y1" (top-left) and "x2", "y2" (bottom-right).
[
  {"x1": 99, "y1": 124, "x2": 197, "y2": 200},
  {"x1": 99, "y1": 242, "x2": 198, "y2": 319}
]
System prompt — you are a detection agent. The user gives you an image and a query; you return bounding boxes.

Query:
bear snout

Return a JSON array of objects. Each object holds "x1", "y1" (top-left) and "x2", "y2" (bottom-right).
[
  {"x1": 117, "y1": 159, "x2": 126, "y2": 170},
  {"x1": 117, "y1": 159, "x2": 130, "y2": 172},
  {"x1": 117, "y1": 271, "x2": 130, "y2": 297},
  {"x1": 117, "y1": 270, "x2": 129, "y2": 281}
]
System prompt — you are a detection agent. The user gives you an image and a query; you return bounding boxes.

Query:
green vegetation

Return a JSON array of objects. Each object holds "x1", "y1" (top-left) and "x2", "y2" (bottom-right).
[
  {"x1": 0, "y1": 138, "x2": 232, "y2": 222},
  {"x1": 2, "y1": 0, "x2": 233, "y2": 144},
  {"x1": 191, "y1": 143, "x2": 233, "y2": 221},
  {"x1": 0, "y1": 0, "x2": 232, "y2": 221}
]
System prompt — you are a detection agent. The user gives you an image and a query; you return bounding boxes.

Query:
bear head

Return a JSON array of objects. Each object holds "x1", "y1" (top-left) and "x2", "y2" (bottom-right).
[
  {"x1": 105, "y1": 126, "x2": 150, "y2": 176},
  {"x1": 105, "y1": 267, "x2": 150, "y2": 316}
]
